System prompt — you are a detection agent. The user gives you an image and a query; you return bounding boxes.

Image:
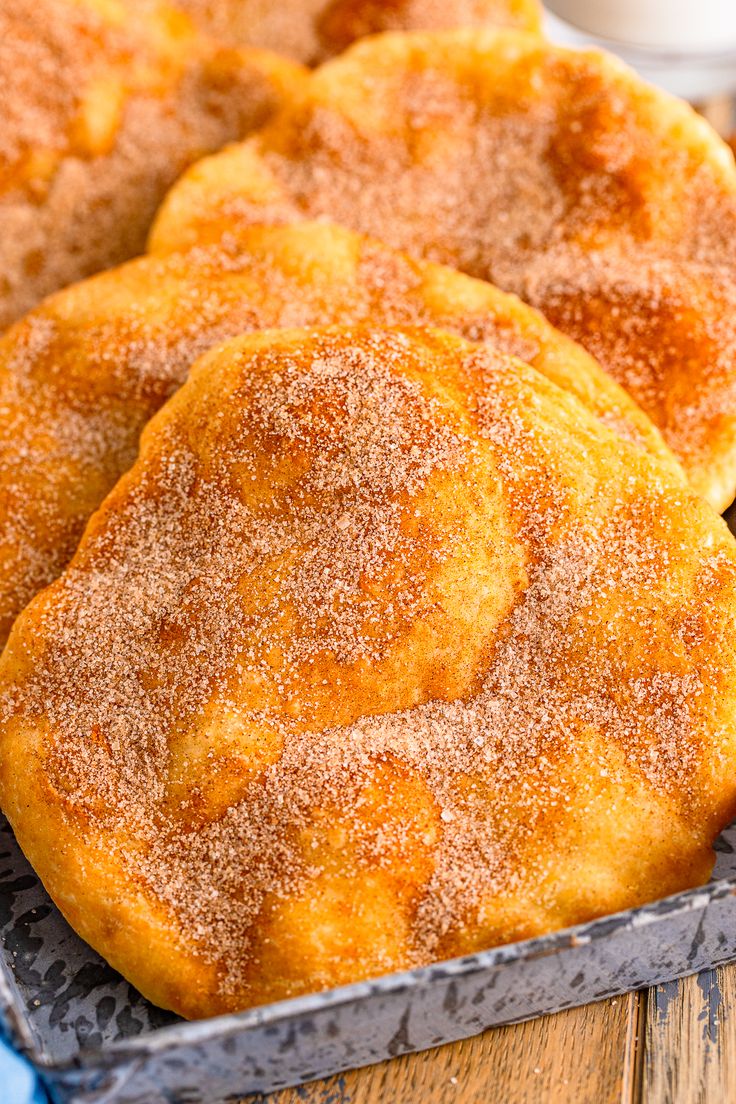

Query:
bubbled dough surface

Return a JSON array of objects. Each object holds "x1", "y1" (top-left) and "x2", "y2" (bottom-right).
[
  {"x1": 1, "y1": 326, "x2": 735, "y2": 1019},
  {"x1": 0, "y1": 0, "x2": 304, "y2": 328},
  {"x1": 0, "y1": 221, "x2": 676, "y2": 646},
  {"x1": 151, "y1": 29, "x2": 736, "y2": 509}
]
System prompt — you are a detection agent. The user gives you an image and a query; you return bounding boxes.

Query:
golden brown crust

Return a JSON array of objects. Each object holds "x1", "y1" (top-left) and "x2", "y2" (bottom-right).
[
  {"x1": 1, "y1": 325, "x2": 735, "y2": 1019},
  {"x1": 176, "y1": 0, "x2": 541, "y2": 63},
  {"x1": 0, "y1": 0, "x2": 305, "y2": 329},
  {"x1": 0, "y1": 221, "x2": 678, "y2": 647},
  {"x1": 151, "y1": 29, "x2": 736, "y2": 508}
]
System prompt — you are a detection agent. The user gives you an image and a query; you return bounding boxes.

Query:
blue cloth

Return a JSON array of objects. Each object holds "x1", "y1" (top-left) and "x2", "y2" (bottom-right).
[{"x1": 0, "y1": 1023, "x2": 49, "y2": 1104}]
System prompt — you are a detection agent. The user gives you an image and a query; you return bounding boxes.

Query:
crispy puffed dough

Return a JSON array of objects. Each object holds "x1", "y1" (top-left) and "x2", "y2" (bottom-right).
[
  {"x1": 1, "y1": 325, "x2": 736, "y2": 1020},
  {"x1": 176, "y1": 0, "x2": 541, "y2": 63},
  {"x1": 0, "y1": 221, "x2": 679, "y2": 648},
  {"x1": 151, "y1": 29, "x2": 736, "y2": 510},
  {"x1": 0, "y1": 0, "x2": 304, "y2": 329}
]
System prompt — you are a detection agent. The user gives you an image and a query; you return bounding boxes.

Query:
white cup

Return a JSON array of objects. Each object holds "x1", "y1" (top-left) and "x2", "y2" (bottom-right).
[
  {"x1": 545, "y1": 0, "x2": 736, "y2": 52},
  {"x1": 545, "y1": 1, "x2": 736, "y2": 100}
]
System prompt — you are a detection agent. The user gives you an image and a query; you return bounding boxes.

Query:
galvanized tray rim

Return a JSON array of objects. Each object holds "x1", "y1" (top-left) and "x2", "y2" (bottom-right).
[{"x1": 5, "y1": 866, "x2": 734, "y2": 1076}]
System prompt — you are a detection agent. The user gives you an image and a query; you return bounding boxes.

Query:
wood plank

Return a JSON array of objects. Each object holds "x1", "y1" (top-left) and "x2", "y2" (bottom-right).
[
  {"x1": 259, "y1": 993, "x2": 640, "y2": 1104},
  {"x1": 641, "y1": 966, "x2": 736, "y2": 1104}
]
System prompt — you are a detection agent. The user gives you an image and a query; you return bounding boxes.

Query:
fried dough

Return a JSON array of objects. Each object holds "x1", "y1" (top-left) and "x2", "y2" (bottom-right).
[
  {"x1": 0, "y1": 222, "x2": 677, "y2": 647},
  {"x1": 1, "y1": 325, "x2": 735, "y2": 1018},
  {"x1": 0, "y1": 0, "x2": 304, "y2": 328},
  {"x1": 176, "y1": 0, "x2": 541, "y2": 63},
  {"x1": 151, "y1": 30, "x2": 736, "y2": 508}
]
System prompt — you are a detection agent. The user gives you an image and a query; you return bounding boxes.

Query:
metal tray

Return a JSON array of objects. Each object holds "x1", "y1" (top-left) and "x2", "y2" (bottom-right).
[
  {"x1": 3, "y1": 506, "x2": 736, "y2": 1103},
  {"x1": 1, "y1": 813, "x2": 735, "y2": 1104}
]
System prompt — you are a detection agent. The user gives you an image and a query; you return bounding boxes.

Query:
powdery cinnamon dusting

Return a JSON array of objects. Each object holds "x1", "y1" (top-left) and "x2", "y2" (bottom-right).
[
  {"x1": 2, "y1": 328, "x2": 726, "y2": 1004},
  {"x1": 177, "y1": 0, "x2": 538, "y2": 64},
  {"x1": 0, "y1": 1, "x2": 296, "y2": 327},
  {"x1": 198, "y1": 30, "x2": 736, "y2": 495},
  {"x1": 0, "y1": 222, "x2": 655, "y2": 644}
]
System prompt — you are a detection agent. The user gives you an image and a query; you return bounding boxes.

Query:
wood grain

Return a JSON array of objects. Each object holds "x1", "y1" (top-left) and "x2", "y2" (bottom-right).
[
  {"x1": 641, "y1": 965, "x2": 736, "y2": 1104},
  {"x1": 247, "y1": 965, "x2": 736, "y2": 1103},
  {"x1": 260, "y1": 993, "x2": 641, "y2": 1104}
]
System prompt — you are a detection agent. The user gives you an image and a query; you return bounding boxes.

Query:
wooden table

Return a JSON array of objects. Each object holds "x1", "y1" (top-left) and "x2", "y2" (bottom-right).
[{"x1": 253, "y1": 965, "x2": 736, "y2": 1103}]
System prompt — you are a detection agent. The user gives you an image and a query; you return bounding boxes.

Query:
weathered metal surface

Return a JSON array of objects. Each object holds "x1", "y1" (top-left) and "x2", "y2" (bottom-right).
[
  {"x1": 0, "y1": 508, "x2": 732, "y2": 1103},
  {"x1": 1, "y1": 815, "x2": 735, "y2": 1103}
]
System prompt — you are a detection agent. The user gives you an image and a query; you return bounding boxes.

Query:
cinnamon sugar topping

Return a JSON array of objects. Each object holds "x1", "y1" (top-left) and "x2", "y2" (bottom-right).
[
  {"x1": 3, "y1": 327, "x2": 733, "y2": 1008},
  {"x1": 156, "y1": 29, "x2": 736, "y2": 505},
  {"x1": 0, "y1": 0, "x2": 303, "y2": 327},
  {"x1": 0, "y1": 221, "x2": 669, "y2": 645}
]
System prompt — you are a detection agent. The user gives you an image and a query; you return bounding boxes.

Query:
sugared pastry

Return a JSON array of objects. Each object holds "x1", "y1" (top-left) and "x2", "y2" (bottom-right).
[
  {"x1": 151, "y1": 30, "x2": 736, "y2": 509},
  {"x1": 1, "y1": 326, "x2": 735, "y2": 1018},
  {"x1": 176, "y1": 0, "x2": 541, "y2": 63},
  {"x1": 0, "y1": 222, "x2": 677, "y2": 648},
  {"x1": 0, "y1": 0, "x2": 304, "y2": 328}
]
